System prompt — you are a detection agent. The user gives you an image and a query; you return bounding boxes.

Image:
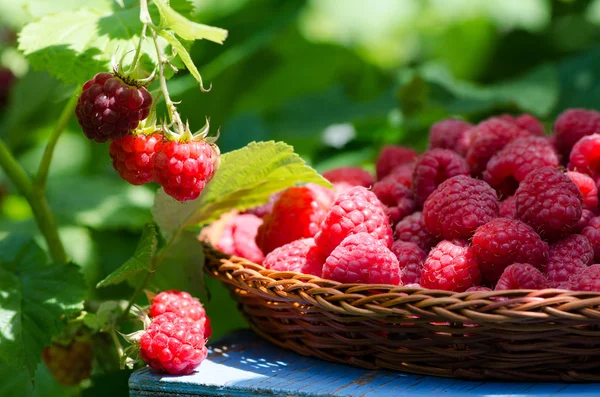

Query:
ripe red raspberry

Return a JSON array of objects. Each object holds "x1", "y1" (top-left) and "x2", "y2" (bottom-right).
[
  {"x1": 576, "y1": 209, "x2": 596, "y2": 232},
  {"x1": 216, "y1": 213, "x2": 264, "y2": 264},
  {"x1": 566, "y1": 171, "x2": 598, "y2": 210},
  {"x1": 43, "y1": 341, "x2": 93, "y2": 386},
  {"x1": 554, "y1": 108, "x2": 600, "y2": 158},
  {"x1": 394, "y1": 211, "x2": 438, "y2": 252},
  {"x1": 515, "y1": 166, "x2": 583, "y2": 240},
  {"x1": 483, "y1": 136, "x2": 559, "y2": 197},
  {"x1": 263, "y1": 238, "x2": 323, "y2": 276},
  {"x1": 428, "y1": 118, "x2": 473, "y2": 152},
  {"x1": 498, "y1": 113, "x2": 545, "y2": 137},
  {"x1": 322, "y1": 166, "x2": 374, "y2": 188},
  {"x1": 499, "y1": 196, "x2": 517, "y2": 218},
  {"x1": 154, "y1": 139, "x2": 218, "y2": 202},
  {"x1": 322, "y1": 233, "x2": 401, "y2": 285},
  {"x1": 582, "y1": 216, "x2": 600, "y2": 262},
  {"x1": 420, "y1": 240, "x2": 481, "y2": 292},
  {"x1": 314, "y1": 186, "x2": 393, "y2": 258},
  {"x1": 75, "y1": 72, "x2": 152, "y2": 142},
  {"x1": 383, "y1": 164, "x2": 414, "y2": 189},
  {"x1": 391, "y1": 240, "x2": 426, "y2": 284},
  {"x1": 472, "y1": 218, "x2": 549, "y2": 284},
  {"x1": 150, "y1": 290, "x2": 212, "y2": 338},
  {"x1": 456, "y1": 127, "x2": 477, "y2": 156},
  {"x1": 372, "y1": 178, "x2": 415, "y2": 225},
  {"x1": 376, "y1": 145, "x2": 418, "y2": 180},
  {"x1": 568, "y1": 134, "x2": 600, "y2": 179},
  {"x1": 569, "y1": 264, "x2": 600, "y2": 292},
  {"x1": 495, "y1": 263, "x2": 548, "y2": 290},
  {"x1": 109, "y1": 132, "x2": 162, "y2": 185},
  {"x1": 466, "y1": 118, "x2": 530, "y2": 176},
  {"x1": 140, "y1": 313, "x2": 208, "y2": 375},
  {"x1": 412, "y1": 149, "x2": 469, "y2": 207},
  {"x1": 256, "y1": 186, "x2": 331, "y2": 255},
  {"x1": 545, "y1": 234, "x2": 593, "y2": 287},
  {"x1": 423, "y1": 175, "x2": 498, "y2": 240}
]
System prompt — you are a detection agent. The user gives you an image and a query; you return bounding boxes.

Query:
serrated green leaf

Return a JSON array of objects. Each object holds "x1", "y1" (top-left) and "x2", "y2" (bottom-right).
[
  {"x1": 160, "y1": 30, "x2": 207, "y2": 90},
  {"x1": 154, "y1": 0, "x2": 227, "y2": 44},
  {"x1": 0, "y1": 235, "x2": 85, "y2": 377},
  {"x1": 97, "y1": 224, "x2": 157, "y2": 288},
  {"x1": 152, "y1": 141, "x2": 331, "y2": 239}
]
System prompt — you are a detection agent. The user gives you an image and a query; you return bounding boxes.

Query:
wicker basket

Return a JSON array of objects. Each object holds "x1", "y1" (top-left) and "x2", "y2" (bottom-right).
[{"x1": 203, "y1": 244, "x2": 600, "y2": 382}]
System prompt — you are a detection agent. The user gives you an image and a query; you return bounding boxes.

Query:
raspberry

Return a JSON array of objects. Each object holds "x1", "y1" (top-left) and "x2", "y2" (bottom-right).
[
  {"x1": 466, "y1": 286, "x2": 492, "y2": 292},
  {"x1": 109, "y1": 132, "x2": 162, "y2": 185},
  {"x1": 423, "y1": 175, "x2": 498, "y2": 240},
  {"x1": 568, "y1": 134, "x2": 600, "y2": 178},
  {"x1": 428, "y1": 118, "x2": 473, "y2": 152},
  {"x1": 495, "y1": 263, "x2": 548, "y2": 290},
  {"x1": 420, "y1": 240, "x2": 481, "y2": 292},
  {"x1": 263, "y1": 238, "x2": 323, "y2": 276},
  {"x1": 545, "y1": 234, "x2": 593, "y2": 287},
  {"x1": 472, "y1": 218, "x2": 549, "y2": 284},
  {"x1": 515, "y1": 166, "x2": 583, "y2": 240},
  {"x1": 466, "y1": 118, "x2": 530, "y2": 176},
  {"x1": 75, "y1": 72, "x2": 152, "y2": 142},
  {"x1": 245, "y1": 192, "x2": 280, "y2": 218},
  {"x1": 569, "y1": 264, "x2": 600, "y2": 292},
  {"x1": 394, "y1": 211, "x2": 438, "y2": 252},
  {"x1": 499, "y1": 196, "x2": 517, "y2": 219},
  {"x1": 140, "y1": 313, "x2": 208, "y2": 375},
  {"x1": 582, "y1": 216, "x2": 600, "y2": 262},
  {"x1": 391, "y1": 241, "x2": 426, "y2": 284},
  {"x1": 150, "y1": 290, "x2": 212, "y2": 338},
  {"x1": 498, "y1": 114, "x2": 545, "y2": 136},
  {"x1": 43, "y1": 341, "x2": 93, "y2": 386},
  {"x1": 553, "y1": 108, "x2": 600, "y2": 158},
  {"x1": 376, "y1": 145, "x2": 418, "y2": 180},
  {"x1": 314, "y1": 186, "x2": 393, "y2": 258},
  {"x1": 483, "y1": 136, "x2": 559, "y2": 197},
  {"x1": 256, "y1": 186, "x2": 331, "y2": 255},
  {"x1": 154, "y1": 139, "x2": 218, "y2": 202},
  {"x1": 576, "y1": 209, "x2": 596, "y2": 232},
  {"x1": 216, "y1": 213, "x2": 264, "y2": 264},
  {"x1": 322, "y1": 166, "x2": 374, "y2": 188},
  {"x1": 322, "y1": 233, "x2": 401, "y2": 285},
  {"x1": 383, "y1": 164, "x2": 414, "y2": 189},
  {"x1": 412, "y1": 149, "x2": 469, "y2": 207},
  {"x1": 372, "y1": 178, "x2": 415, "y2": 225},
  {"x1": 456, "y1": 127, "x2": 477, "y2": 156},
  {"x1": 566, "y1": 171, "x2": 598, "y2": 210}
]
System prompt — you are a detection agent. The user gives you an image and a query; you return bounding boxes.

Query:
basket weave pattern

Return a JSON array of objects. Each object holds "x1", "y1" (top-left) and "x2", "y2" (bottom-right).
[{"x1": 204, "y1": 245, "x2": 600, "y2": 382}]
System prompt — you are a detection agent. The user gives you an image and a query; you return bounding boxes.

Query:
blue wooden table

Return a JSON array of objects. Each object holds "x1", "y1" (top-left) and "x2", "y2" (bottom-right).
[{"x1": 129, "y1": 330, "x2": 599, "y2": 396}]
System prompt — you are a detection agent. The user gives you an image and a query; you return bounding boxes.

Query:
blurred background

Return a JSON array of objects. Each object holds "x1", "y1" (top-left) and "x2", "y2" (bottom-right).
[{"x1": 1, "y1": 0, "x2": 600, "y2": 394}]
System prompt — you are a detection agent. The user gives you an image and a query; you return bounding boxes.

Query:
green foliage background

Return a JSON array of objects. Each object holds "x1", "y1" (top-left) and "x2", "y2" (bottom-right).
[{"x1": 1, "y1": 0, "x2": 600, "y2": 395}]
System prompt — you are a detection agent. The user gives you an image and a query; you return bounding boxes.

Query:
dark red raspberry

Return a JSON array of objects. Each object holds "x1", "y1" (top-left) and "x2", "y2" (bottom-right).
[
  {"x1": 109, "y1": 132, "x2": 161, "y2": 185},
  {"x1": 314, "y1": 186, "x2": 393, "y2": 258},
  {"x1": 456, "y1": 127, "x2": 477, "y2": 156},
  {"x1": 263, "y1": 238, "x2": 323, "y2": 276},
  {"x1": 553, "y1": 108, "x2": 600, "y2": 158},
  {"x1": 499, "y1": 196, "x2": 517, "y2": 219},
  {"x1": 483, "y1": 136, "x2": 559, "y2": 197},
  {"x1": 381, "y1": 164, "x2": 414, "y2": 189},
  {"x1": 569, "y1": 264, "x2": 600, "y2": 292},
  {"x1": 420, "y1": 240, "x2": 481, "y2": 292},
  {"x1": 495, "y1": 263, "x2": 548, "y2": 290},
  {"x1": 376, "y1": 145, "x2": 418, "y2": 180},
  {"x1": 412, "y1": 149, "x2": 469, "y2": 207},
  {"x1": 43, "y1": 341, "x2": 93, "y2": 386},
  {"x1": 576, "y1": 209, "x2": 596, "y2": 232},
  {"x1": 498, "y1": 113, "x2": 545, "y2": 137},
  {"x1": 140, "y1": 313, "x2": 207, "y2": 375},
  {"x1": 566, "y1": 171, "x2": 598, "y2": 210},
  {"x1": 154, "y1": 139, "x2": 218, "y2": 202},
  {"x1": 423, "y1": 175, "x2": 498, "y2": 240},
  {"x1": 428, "y1": 118, "x2": 473, "y2": 152},
  {"x1": 372, "y1": 178, "x2": 415, "y2": 225},
  {"x1": 394, "y1": 211, "x2": 438, "y2": 252},
  {"x1": 322, "y1": 233, "x2": 401, "y2": 285},
  {"x1": 515, "y1": 166, "x2": 583, "y2": 240},
  {"x1": 466, "y1": 118, "x2": 530, "y2": 176},
  {"x1": 391, "y1": 241, "x2": 426, "y2": 284},
  {"x1": 472, "y1": 218, "x2": 549, "y2": 284},
  {"x1": 545, "y1": 234, "x2": 593, "y2": 288},
  {"x1": 216, "y1": 213, "x2": 264, "y2": 265},
  {"x1": 75, "y1": 72, "x2": 152, "y2": 142},
  {"x1": 582, "y1": 216, "x2": 600, "y2": 262},
  {"x1": 466, "y1": 286, "x2": 492, "y2": 292},
  {"x1": 569, "y1": 134, "x2": 600, "y2": 179},
  {"x1": 322, "y1": 167, "x2": 374, "y2": 188},
  {"x1": 150, "y1": 290, "x2": 212, "y2": 338}
]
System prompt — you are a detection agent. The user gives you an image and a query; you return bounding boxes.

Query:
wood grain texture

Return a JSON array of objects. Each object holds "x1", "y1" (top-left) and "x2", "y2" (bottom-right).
[{"x1": 129, "y1": 330, "x2": 600, "y2": 396}]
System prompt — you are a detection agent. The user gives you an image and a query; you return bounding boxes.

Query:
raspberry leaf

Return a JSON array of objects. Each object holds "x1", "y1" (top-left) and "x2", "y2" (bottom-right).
[
  {"x1": 159, "y1": 30, "x2": 208, "y2": 91},
  {"x1": 154, "y1": 0, "x2": 227, "y2": 44},
  {"x1": 0, "y1": 234, "x2": 85, "y2": 378}
]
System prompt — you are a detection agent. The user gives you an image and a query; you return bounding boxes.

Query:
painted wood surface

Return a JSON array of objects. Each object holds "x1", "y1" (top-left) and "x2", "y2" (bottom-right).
[{"x1": 129, "y1": 330, "x2": 600, "y2": 396}]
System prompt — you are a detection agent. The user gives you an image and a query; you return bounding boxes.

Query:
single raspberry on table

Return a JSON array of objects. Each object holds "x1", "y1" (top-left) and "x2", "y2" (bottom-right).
[
  {"x1": 394, "y1": 211, "x2": 438, "y2": 252},
  {"x1": 263, "y1": 238, "x2": 323, "y2": 276},
  {"x1": 322, "y1": 233, "x2": 401, "y2": 285},
  {"x1": 109, "y1": 132, "x2": 162, "y2": 185},
  {"x1": 515, "y1": 166, "x2": 583, "y2": 240},
  {"x1": 553, "y1": 108, "x2": 600, "y2": 158},
  {"x1": 412, "y1": 148, "x2": 469, "y2": 207},
  {"x1": 43, "y1": 341, "x2": 93, "y2": 386},
  {"x1": 566, "y1": 171, "x2": 598, "y2": 210},
  {"x1": 568, "y1": 134, "x2": 600, "y2": 179},
  {"x1": 499, "y1": 196, "x2": 517, "y2": 218},
  {"x1": 428, "y1": 118, "x2": 473, "y2": 152},
  {"x1": 545, "y1": 234, "x2": 593, "y2": 288},
  {"x1": 391, "y1": 240, "x2": 426, "y2": 284},
  {"x1": 483, "y1": 136, "x2": 559, "y2": 197},
  {"x1": 423, "y1": 175, "x2": 498, "y2": 240},
  {"x1": 576, "y1": 208, "x2": 596, "y2": 232},
  {"x1": 322, "y1": 166, "x2": 374, "y2": 188},
  {"x1": 150, "y1": 290, "x2": 212, "y2": 338},
  {"x1": 140, "y1": 312, "x2": 208, "y2": 375},
  {"x1": 420, "y1": 240, "x2": 481, "y2": 292},
  {"x1": 568, "y1": 264, "x2": 600, "y2": 292},
  {"x1": 495, "y1": 263, "x2": 548, "y2": 290},
  {"x1": 372, "y1": 178, "x2": 415, "y2": 225},
  {"x1": 75, "y1": 72, "x2": 152, "y2": 142},
  {"x1": 314, "y1": 186, "x2": 393, "y2": 258},
  {"x1": 582, "y1": 216, "x2": 600, "y2": 262},
  {"x1": 375, "y1": 145, "x2": 418, "y2": 180},
  {"x1": 472, "y1": 218, "x2": 548, "y2": 284}
]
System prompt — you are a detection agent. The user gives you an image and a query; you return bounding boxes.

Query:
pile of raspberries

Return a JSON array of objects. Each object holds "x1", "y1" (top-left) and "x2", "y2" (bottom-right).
[{"x1": 209, "y1": 109, "x2": 600, "y2": 293}]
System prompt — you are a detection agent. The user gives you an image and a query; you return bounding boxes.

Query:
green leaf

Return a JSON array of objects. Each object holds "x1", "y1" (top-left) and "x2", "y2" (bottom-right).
[
  {"x1": 0, "y1": 235, "x2": 85, "y2": 377},
  {"x1": 159, "y1": 30, "x2": 208, "y2": 90},
  {"x1": 96, "y1": 224, "x2": 157, "y2": 288},
  {"x1": 152, "y1": 141, "x2": 331, "y2": 239},
  {"x1": 154, "y1": 0, "x2": 228, "y2": 44}
]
